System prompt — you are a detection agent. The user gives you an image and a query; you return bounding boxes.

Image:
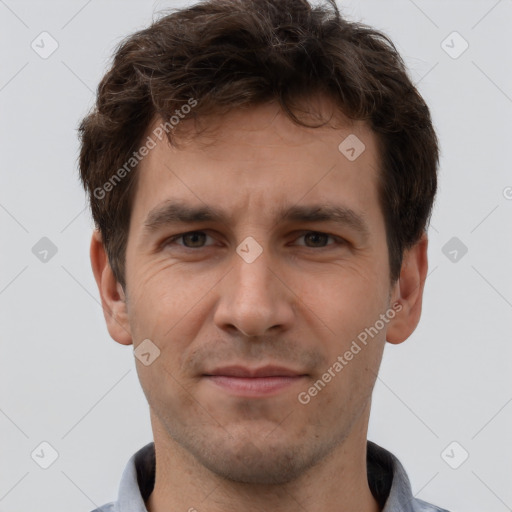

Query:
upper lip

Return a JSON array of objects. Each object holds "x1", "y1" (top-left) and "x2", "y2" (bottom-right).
[{"x1": 204, "y1": 365, "x2": 307, "y2": 378}]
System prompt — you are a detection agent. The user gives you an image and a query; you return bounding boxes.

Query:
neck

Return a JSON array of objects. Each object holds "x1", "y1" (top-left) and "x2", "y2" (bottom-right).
[{"x1": 146, "y1": 406, "x2": 380, "y2": 512}]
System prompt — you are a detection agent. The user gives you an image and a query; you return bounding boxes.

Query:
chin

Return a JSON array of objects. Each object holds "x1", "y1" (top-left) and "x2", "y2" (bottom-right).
[{"x1": 186, "y1": 433, "x2": 331, "y2": 485}]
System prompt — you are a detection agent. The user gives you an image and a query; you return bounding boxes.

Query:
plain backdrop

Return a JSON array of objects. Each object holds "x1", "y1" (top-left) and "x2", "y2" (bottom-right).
[{"x1": 1, "y1": 1, "x2": 511, "y2": 511}]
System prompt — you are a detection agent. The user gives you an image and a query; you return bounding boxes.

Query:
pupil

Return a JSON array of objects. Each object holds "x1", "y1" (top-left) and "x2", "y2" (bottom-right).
[
  {"x1": 307, "y1": 233, "x2": 326, "y2": 246},
  {"x1": 185, "y1": 233, "x2": 204, "y2": 247}
]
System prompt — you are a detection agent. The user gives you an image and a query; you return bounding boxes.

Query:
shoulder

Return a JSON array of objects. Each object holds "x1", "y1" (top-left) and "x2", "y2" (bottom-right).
[
  {"x1": 415, "y1": 497, "x2": 452, "y2": 512},
  {"x1": 89, "y1": 502, "x2": 116, "y2": 512}
]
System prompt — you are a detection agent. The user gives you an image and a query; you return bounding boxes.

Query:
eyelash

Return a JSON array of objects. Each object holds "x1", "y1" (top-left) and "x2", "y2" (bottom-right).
[{"x1": 162, "y1": 231, "x2": 345, "y2": 250}]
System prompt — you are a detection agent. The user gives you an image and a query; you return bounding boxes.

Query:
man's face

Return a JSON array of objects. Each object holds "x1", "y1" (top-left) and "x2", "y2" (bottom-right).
[{"x1": 121, "y1": 99, "x2": 399, "y2": 484}]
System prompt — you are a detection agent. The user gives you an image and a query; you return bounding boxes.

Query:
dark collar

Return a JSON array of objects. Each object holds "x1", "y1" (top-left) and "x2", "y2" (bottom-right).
[{"x1": 133, "y1": 440, "x2": 393, "y2": 505}]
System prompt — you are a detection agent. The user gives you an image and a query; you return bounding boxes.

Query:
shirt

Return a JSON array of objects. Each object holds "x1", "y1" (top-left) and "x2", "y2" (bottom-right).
[{"x1": 90, "y1": 440, "x2": 451, "y2": 512}]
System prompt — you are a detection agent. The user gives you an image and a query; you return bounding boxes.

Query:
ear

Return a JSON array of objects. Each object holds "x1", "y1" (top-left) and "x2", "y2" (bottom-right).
[
  {"x1": 90, "y1": 229, "x2": 133, "y2": 345},
  {"x1": 386, "y1": 231, "x2": 428, "y2": 345}
]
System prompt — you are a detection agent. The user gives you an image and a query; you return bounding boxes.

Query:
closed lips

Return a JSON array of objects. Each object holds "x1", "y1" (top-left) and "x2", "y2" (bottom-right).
[{"x1": 203, "y1": 366, "x2": 308, "y2": 378}]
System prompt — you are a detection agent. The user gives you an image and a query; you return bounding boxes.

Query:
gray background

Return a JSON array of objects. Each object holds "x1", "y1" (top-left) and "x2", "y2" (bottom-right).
[{"x1": 1, "y1": 0, "x2": 511, "y2": 511}]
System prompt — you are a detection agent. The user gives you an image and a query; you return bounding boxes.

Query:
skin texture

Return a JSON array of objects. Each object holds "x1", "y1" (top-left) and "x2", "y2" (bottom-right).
[{"x1": 90, "y1": 96, "x2": 428, "y2": 512}]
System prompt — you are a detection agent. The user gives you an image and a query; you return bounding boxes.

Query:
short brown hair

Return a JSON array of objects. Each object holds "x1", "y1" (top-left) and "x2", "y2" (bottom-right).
[{"x1": 78, "y1": 0, "x2": 439, "y2": 291}]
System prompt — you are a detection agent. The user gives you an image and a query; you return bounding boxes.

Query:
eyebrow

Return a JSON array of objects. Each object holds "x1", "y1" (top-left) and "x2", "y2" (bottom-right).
[{"x1": 142, "y1": 200, "x2": 370, "y2": 240}]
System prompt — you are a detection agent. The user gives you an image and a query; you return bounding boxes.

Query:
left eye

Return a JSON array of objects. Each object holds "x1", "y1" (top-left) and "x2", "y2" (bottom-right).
[
  {"x1": 294, "y1": 231, "x2": 340, "y2": 248},
  {"x1": 163, "y1": 231, "x2": 341, "y2": 249}
]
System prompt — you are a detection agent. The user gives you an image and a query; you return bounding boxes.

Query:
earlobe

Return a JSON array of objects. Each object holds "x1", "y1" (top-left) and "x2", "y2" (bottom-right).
[
  {"x1": 90, "y1": 229, "x2": 133, "y2": 346},
  {"x1": 385, "y1": 232, "x2": 429, "y2": 345}
]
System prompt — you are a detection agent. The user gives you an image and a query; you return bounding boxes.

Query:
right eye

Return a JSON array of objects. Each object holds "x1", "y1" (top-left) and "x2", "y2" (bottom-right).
[{"x1": 162, "y1": 231, "x2": 216, "y2": 249}]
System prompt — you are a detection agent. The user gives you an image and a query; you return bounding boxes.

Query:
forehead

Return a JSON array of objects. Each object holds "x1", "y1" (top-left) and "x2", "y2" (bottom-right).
[{"x1": 130, "y1": 99, "x2": 382, "y2": 231}]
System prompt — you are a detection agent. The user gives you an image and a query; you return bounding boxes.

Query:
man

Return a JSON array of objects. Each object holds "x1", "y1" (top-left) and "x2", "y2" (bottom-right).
[{"x1": 78, "y1": 0, "x2": 449, "y2": 510}]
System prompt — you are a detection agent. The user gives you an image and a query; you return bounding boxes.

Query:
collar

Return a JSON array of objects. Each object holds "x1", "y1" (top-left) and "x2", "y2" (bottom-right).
[{"x1": 107, "y1": 440, "x2": 448, "y2": 512}]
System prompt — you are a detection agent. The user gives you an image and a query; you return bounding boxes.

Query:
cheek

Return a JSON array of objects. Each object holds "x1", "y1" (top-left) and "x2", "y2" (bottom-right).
[
  {"x1": 127, "y1": 257, "x2": 211, "y2": 321},
  {"x1": 127, "y1": 265, "x2": 217, "y2": 371},
  {"x1": 293, "y1": 261, "x2": 387, "y2": 339},
  {"x1": 136, "y1": 358, "x2": 199, "y2": 430}
]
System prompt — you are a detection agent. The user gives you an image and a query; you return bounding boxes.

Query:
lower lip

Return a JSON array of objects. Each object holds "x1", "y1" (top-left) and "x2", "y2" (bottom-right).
[{"x1": 204, "y1": 375, "x2": 306, "y2": 396}]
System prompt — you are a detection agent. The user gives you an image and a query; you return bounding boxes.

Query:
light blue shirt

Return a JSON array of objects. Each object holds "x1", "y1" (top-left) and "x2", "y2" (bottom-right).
[{"x1": 91, "y1": 440, "x2": 450, "y2": 512}]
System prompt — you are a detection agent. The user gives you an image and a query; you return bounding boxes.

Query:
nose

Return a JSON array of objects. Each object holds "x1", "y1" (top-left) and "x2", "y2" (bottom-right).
[{"x1": 213, "y1": 243, "x2": 295, "y2": 338}]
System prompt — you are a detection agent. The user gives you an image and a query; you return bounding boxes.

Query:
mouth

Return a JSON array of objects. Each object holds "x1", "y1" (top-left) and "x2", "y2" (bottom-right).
[{"x1": 202, "y1": 365, "x2": 308, "y2": 397}]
